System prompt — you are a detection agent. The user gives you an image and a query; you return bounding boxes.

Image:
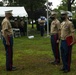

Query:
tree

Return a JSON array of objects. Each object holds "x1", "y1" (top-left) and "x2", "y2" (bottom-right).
[
  {"x1": 0, "y1": 1, "x2": 3, "y2": 6},
  {"x1": 7, "y1": 0, "x2": 47, "y2": 28},
  {"x1": 19, "y1": 0, "x2": 47, "y2": 28},
  {"x1": 57, "y1": 0, "x2": 75, "y2": 11},
  {"x1": 58, "y1": 0, "x2": 68, "y2": 11},
  {"x1": 67, "y1": 0, "x2": 75, "y2": 11},
  {"x1": 54, "y1": 0, "x2": 76, "y2": 18}
]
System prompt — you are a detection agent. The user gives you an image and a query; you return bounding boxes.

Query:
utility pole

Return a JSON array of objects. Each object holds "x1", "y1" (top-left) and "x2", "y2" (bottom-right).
[{"x1": 47, "y1": 0, "x2": 49, "y2": 36}]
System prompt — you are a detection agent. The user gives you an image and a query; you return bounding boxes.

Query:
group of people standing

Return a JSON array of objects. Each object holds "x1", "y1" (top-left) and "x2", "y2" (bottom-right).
[
  {"x1": 14, "y1": 18, "x2": 25, "y2": 36},
  {"x1": 1, "y1": 9, "x2": 76, "y2": 73},
  {"x1": 50, "y1": 11, "x2": 76, "y2": 73}
]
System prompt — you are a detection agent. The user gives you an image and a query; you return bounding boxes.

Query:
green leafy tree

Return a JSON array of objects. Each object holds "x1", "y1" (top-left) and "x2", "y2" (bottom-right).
[
  {"x1": 57, "y1": 0, "x2": 76, "y2": 12},
  {"x1": 58, "y1": 0, "x2": 68, "y2": 11},
  {"x1": 19, "y1": 0, "x2": 47, "y2": 28},
  {"x1": 54, "y1": 0, "x2": 76, "y2": 19},
  {"x1": 57, "y1": 0, "x2": 75, "y2": 11},
  {"x1": 0, "y1": 1, "x2": 3, "y2": 6},
  {"x1": 67, "y1": 0, "x2": 75, "y2": 11},
  {"x1": 8, "y1": 0, "x2": 47, "y2": 28}
]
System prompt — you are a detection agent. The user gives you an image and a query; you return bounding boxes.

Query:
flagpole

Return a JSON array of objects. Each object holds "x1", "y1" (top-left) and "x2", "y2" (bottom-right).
[{"x1": 47, "y1": 0, "x2": 49, "y2": 36}]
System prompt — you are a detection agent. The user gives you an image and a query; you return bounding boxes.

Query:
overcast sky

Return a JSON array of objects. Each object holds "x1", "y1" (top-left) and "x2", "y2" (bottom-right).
[{"x1": 48, "y1": 0, "x2": 62, "y2": 9}]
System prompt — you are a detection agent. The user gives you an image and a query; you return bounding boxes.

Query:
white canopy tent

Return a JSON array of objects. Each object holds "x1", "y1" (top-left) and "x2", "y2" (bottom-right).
[
  {"x1": 0, "y1": 7, "x2": 28, "y2": 17},
  {"x1": 0, "y1": 7, "x2": 29, "y2": 38}
]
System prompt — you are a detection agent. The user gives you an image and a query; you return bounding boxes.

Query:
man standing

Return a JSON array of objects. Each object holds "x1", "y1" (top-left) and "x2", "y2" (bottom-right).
[
  {"x1": 20, "y1": 18, "x2": 25, "y2": 36},
  {"x1": 60, "y1": 11, "x2": 75, "y2": 73},
  {"x1": 1, "y1": 10, "x2": 15, "y2": 71},
  {"x1": 38, "y1": 16, "x2": 46, "y2": 37},
  {"x1": 50, "y1": 12, "x2": 60, "y2": 65}
]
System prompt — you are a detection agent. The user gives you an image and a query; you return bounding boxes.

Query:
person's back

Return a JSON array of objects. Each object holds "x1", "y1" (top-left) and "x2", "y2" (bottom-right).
[
  {"x1": 38, "y1": 17, "x2": 46, "y2": 36},
  {"x1": 19, "y1": 20, "x2": 25, "y2": 36},
  {"x1": 21, "y1": 20, "x2": 24, "y2": 27},
  {"x1": 14, "y1": 20, "x2": 18, "y2": 28}
]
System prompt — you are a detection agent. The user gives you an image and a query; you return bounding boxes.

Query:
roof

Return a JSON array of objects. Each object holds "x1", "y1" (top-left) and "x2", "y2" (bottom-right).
[{"x1": 0, "y1": 7, "x2": 28, "y2": 17}]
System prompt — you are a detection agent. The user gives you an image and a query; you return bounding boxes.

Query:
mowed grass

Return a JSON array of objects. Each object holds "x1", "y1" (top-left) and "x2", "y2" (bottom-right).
[{"x1": 0, "y1": 27, "x2": 76, "y2": 75}]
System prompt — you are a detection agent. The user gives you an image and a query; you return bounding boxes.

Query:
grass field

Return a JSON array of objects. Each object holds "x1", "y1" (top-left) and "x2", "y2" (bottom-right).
[{"x1": 0, "y1": 27, "x2": 76, "y2": 75}]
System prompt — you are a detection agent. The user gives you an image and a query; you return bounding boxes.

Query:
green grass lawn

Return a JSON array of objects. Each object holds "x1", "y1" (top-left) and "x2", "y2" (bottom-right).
[{"x1": 0, "y1": 28, "x2": 76, "y2": 75}]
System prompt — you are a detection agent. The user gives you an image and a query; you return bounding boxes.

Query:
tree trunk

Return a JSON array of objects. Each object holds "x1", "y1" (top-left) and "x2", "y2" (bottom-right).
[{"x1": 67, "y1": 0, "x2": 71, "y2": 11}]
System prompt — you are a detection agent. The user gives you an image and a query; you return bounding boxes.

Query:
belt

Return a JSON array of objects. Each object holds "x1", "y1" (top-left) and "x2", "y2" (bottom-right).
[
  {"x1": 61, "y1": 38, "x2": 65, "y2": 40},
  {"x1": 51, "y1": 33, "x2": 58, "y2": 35},
  {"x1": 7, "y1": 35, "x2": 13, "y2": 37}
]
